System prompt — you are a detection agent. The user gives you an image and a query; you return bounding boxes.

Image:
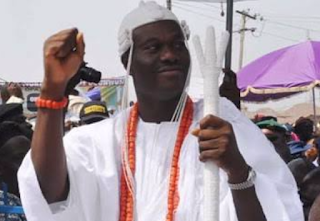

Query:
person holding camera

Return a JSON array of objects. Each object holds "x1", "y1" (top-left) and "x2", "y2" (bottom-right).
[{"x1": 18, "y1": 1, "x2": 303, "y2": 221}]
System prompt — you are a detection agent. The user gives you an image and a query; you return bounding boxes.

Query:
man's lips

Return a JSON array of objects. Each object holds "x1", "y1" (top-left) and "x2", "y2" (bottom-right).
[{"x1": 157, "y1": 67, "x2": 185, "y2": 76}]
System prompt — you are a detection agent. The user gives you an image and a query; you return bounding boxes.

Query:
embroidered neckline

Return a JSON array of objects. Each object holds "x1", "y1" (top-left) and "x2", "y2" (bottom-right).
[{"x1": 119, "y1": 97, "x2": 194, "y2": 221}]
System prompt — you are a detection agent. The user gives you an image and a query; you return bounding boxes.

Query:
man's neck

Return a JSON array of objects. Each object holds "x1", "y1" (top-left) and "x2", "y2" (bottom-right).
[{"x1": 136, "y1": 95, "x2": 183, "y2": 123}]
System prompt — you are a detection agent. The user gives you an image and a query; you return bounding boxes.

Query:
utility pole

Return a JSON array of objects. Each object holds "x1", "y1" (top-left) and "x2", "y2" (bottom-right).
[
  {"x1": 305, "y1": 30, "x2": 317, "y2": 126},
  {"x1": 220, "y1": 0, "x2": 243, "y2": 110},
  {"x1": 225, "y1": 0, "x2": 234, "y2": 70},
  {"x1": 236, "y1": 10, "x2": 257, "y2": 70},
  {"x1": 306, "y1": 30, "x2": 311, "y2": 40},
  {"x1": 167, "y1": 0, "x2": 172, "y2": 10}
]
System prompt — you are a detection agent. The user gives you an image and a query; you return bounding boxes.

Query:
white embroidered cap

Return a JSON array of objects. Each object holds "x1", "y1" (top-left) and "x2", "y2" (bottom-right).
[{"x1": 118, "y1": 1, "x2": 190, "y2": 56}]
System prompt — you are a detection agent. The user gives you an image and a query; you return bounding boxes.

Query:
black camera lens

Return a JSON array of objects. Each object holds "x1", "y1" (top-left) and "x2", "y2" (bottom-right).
[
  {"x1": 65, "y1": 63, "x2": 102, "y2": 96},
  {"x1": 79, "y1": 66, "x2": 101, "y2": 83}
]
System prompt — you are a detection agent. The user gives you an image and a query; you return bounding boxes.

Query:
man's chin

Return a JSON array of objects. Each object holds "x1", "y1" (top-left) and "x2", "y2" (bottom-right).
[
  {"x1": 156, "y1": 88, "x2": 185, "y2": 101},
  {"x1": 136, "y1": 85, "x2": 186, "y2": 101}
]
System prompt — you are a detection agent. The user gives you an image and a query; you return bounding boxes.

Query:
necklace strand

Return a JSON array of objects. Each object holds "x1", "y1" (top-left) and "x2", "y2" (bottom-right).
[{"x1": 119, "y1": 98, "x2": 193, "y2": 221}]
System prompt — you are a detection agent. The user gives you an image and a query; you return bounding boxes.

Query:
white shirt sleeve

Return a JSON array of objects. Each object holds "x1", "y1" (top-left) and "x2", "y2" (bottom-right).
[
  {"x1": 220, "y1": 98, "x2": 304, "y2": 221},
  {"x1": 17, "y1": 152, "x2": 79, "y2": 221},
  {"x1": 17, "y1": 128, "x2": 96, "y2": 221},
  {"x1": 18, "y1": 119, "x2": 121, "y2": 221}
]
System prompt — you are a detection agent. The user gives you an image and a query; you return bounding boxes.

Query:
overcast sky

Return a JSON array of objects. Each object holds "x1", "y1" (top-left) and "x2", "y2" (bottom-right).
[{"x1": 1, "y1": 0, "x2": 320, "y2": 110}]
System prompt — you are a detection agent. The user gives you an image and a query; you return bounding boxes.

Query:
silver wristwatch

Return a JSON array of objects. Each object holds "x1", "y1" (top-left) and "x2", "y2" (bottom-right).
[{"x1": 228, "y1": 167, "x2": 256, "y2": 190}]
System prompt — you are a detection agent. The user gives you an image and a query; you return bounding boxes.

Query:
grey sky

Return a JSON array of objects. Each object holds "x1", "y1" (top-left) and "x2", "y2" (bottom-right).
[
  {"x1": 0, "y1": 0, "x2": 319, "y2": 110},
  {"x1": 1, "y1": 0, "x2": 319, "y2": 82}
]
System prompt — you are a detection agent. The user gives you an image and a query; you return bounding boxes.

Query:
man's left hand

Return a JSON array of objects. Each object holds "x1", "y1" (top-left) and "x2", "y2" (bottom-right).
[{"x1": 194, "y1": 114, "x2": 250, "y2": 184}]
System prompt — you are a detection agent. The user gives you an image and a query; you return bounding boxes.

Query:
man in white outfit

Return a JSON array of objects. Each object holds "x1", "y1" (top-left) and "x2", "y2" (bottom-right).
[{"x1": 18, "y1": 1, "x2": 303, "y2": 221}]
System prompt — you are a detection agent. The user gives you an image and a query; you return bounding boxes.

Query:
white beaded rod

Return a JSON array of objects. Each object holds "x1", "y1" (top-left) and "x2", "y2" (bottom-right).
[{"x1": 192, "y1": 26, "x2": 230, "y2": 221}]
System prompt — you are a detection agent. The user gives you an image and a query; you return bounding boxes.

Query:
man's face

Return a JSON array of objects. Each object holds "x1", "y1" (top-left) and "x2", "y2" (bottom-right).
[{"x1": 130, "y1": 20, "x2": 190, "y2": 101}]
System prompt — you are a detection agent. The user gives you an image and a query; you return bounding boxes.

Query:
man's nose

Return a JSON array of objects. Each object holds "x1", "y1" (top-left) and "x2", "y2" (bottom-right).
[{"x1": 160, "y1": 46, "x2": 178, "y2": 63}]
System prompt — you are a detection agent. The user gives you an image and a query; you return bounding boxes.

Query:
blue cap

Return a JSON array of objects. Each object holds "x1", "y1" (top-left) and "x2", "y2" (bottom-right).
[{"x1": 287, "y1": 140, "x2": 312, "y2": 154}]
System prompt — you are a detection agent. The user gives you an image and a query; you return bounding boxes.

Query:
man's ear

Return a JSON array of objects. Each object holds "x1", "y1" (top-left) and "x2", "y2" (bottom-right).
[
  {"x1": 121, "y1": 50, "x2": 130, "y2": 70},
  {"x1": 121, "y1": 50, "x2": 135, "y2": 77}
]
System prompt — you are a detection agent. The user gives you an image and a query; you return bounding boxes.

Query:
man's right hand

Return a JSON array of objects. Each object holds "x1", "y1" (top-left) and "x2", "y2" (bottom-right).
[
  {"x1": 41, "y1": 28, "x2": 85, "y2": 100},
  {"x1": 29, "y1": 28, "x2": 85, "y2": 203}
]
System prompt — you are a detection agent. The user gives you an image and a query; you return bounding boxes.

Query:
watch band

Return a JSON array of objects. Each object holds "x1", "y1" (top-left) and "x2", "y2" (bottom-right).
[{"x1": 228, "y1": 167, "x2": 256, "y2": 190}]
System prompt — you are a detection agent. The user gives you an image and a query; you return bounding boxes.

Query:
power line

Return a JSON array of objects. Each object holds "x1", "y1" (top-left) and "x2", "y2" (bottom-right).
[
  {"x1": 258, "y1": 12, "x2": 320, "y2": 20},
  {"x1": 172, "y1": 4, "x2": 226, "y2": 23},
  {"x1": 173, "y1": 1, "x2": 222, "y2": 14},
  {"x1": 202, "y1": 2, "x2": 221, "y2": 10},
  {"x1": 173, "y1": 1, "x2": 222, "y2": 11},
  {"x1": 253, "y1": 20, "x2": 318, "y2": 42},
  {"x1": 173, "y1": 1, "x2": 242, "y2": 18},
  {"x1": 173, "y1": 5, "x2": 306, "y2": 44},
  {"x1": 264, "y1": 17, "x2": 320, "y2": 24},
  {"x1": 173, "y1": 3, "x2": 241, "y2": 29},
  {"x1": 0, "y1": 77, "x2": 8, "y2": 83},
  {"x1": 264, "y1": 15, "x2": 320, "y2": 21},
  {"x1": 264, "y1": 19, "x2": 320, "y2": 33},
  {"x1": 246, "y1": 16, "x2": 303, "y2": 42},
  {"x1": 259, "y1": 31, "x2": 300, "y2": 43}
]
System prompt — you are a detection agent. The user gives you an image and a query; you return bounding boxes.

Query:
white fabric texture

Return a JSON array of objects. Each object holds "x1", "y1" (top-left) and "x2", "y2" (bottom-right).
[
  {"x1": 118, "y1": 1, "x2": 190, "y2": 56},
  {"x1": 18, "y1": 98, "x2": 304, "y2": 221}
]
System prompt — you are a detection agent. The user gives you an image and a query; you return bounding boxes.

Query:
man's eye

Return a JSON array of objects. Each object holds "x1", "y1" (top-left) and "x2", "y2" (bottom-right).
[{"x1": 144, "y1": 44, "x2": 159, "y2": 51}]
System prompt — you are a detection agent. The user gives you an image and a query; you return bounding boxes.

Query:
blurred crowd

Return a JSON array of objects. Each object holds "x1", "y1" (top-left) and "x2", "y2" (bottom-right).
[
  {"x1": 0, "y1": 83, "x2": 113, "y2": 221},
  {"x1": 253, "y1": 114, "x2": 320, "y2": 220}
]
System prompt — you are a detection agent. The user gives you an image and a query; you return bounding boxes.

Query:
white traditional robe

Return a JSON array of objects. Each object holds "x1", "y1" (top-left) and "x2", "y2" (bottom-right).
[{"x1": 18, "y1": 98, "x2": 304, "y2": 221}]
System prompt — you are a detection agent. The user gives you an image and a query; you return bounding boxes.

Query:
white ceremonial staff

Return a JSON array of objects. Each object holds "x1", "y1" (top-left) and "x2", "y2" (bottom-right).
[{"x1": 193, "y1": 27, "x2": 230, "y2": 221}]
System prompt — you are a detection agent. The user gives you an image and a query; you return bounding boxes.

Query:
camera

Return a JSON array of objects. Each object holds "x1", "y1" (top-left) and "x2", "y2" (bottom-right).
[
  {"x1": 65, "y1": 62, "x2": 102, "y2": 96},
  {"x1": 78, "y1": 62, "x2": 101, "y2": 83}
]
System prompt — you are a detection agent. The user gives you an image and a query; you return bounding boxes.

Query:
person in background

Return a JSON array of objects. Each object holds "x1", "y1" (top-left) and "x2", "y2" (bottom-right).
[
  {"x1": 0, "y1": 103, "x2": 33, "y2": 141},
  {"x1": 256, "y1": 117, "x2": 292, "y2": 163},
  {"x1": 79, "y1": 101, "x2": 109, "y2": 125},
  {"x1": 304, "y1": 145, "x2": 318, "y2": 164},
  {"x1": 219, "y1": 68, "x2": 240, "y2": 109},
  {"x1": 287, "y1": 117, "x2": 318, "y2": 163},
  {"x1": 283, "y1": 123, "x2": 300, "y2": 142},
  {"x1": 287, "y1": 141, "x2": 314, "y2": 160},
  {"x1": 0, "y1": 85, "x2": 11, "y2": 104},
  {"x1": 86, "y1": 87, "x2": 101, "y2": 101},
  {"x1": 288, "y1": 159, "x2": 320, "y2": 220},
  {"x1": 0, "y1": 103, "x2": 33, "y2": 197},
  {"x1": 288, "y1": 158, "x2": 316, "y2": 188},
  {"x1": 67, "y1": 89, "x2": 87, "y2": 118},
  {"x1": 299, "y1": 168, "x2": 320, "y2": 220},
  {"x1": 1, "y1": 83, "x2": 24, "y2": 104},
  {"x1": 0, "y1": 102, "x2": 33, "y2": 219},
  {"x1": 0, "y1": 137, "x2": 29, "y2": 221},
  {"x1": 64, "y1": 89, "x2": 87, "y2": 131},
  {"x1": 309, "y1": 193, "x2": 320, "y2": 221},
  {"x1": 313, "y1": 137, "x2": 320, "y2": 166},
  {"x1": 0, "y1": 136, "x2": 30, "y2": 197},
  {"x1": 294, "y1": 117, "x2": 314, "y2": 144}
]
